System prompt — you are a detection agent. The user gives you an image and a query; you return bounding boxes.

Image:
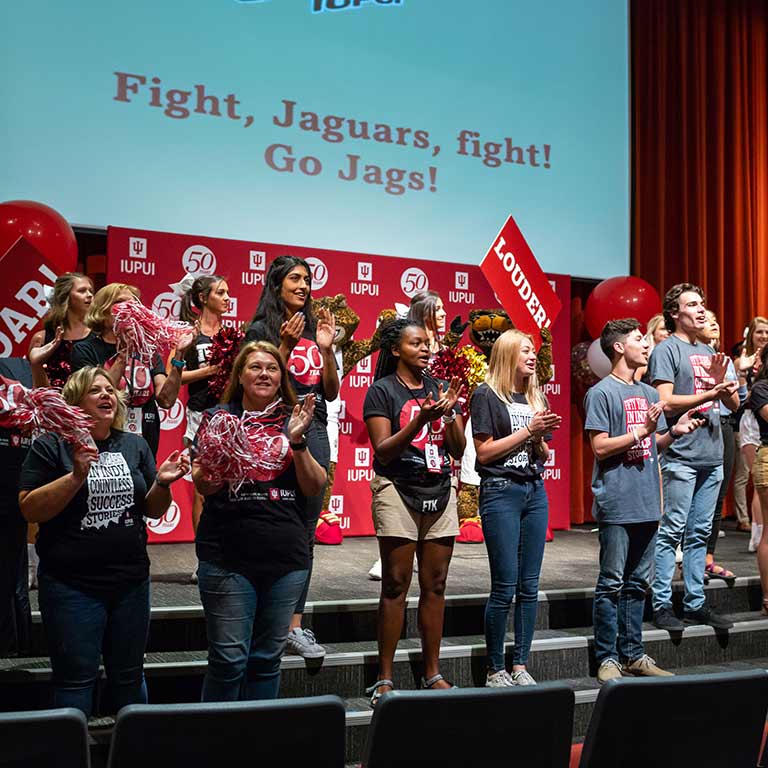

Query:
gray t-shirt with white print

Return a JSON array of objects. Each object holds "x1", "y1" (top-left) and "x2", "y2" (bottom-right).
[
  {"x1": 585, "y1": 376, "x2": 666, "y2": 524},
  {"x1": 647, "y1": 335, "x2": 723, "y2": 466}
]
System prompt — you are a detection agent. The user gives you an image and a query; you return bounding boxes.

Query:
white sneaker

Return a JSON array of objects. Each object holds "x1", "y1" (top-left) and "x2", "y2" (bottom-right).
[
  {"x1": 510, "y1": 669, "x2": 537, "y2": 686},
  {"x1": 485, "y1": 669, "x2": 514, "y2": 688},
  {"x1": 368, "y1": 558, "x2": 382, "y2": 581},
  {"x1": 749, "y1": 524, "x2": 763, "y2": 553},
  {"x1": 718, "y1": 530, "x2": 725, "y2": 539},
  {"x1": 284, "y1": 628, "x2": 326, "y2": 658},
  {"x1": 674, "y1": 545, "x2": 683, "y2": 564}
]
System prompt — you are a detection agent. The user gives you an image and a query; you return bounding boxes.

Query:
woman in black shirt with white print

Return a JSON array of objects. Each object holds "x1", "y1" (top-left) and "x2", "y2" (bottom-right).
[
  {"x1": 363, "y1": 319, "x2": 464, "y2": 705},
  {"x1": 471, "y1": 329, "x2": 561, "y2": 688},
  {"x1": 19, "y1": 366, "x2": 188, "y2": 716}
]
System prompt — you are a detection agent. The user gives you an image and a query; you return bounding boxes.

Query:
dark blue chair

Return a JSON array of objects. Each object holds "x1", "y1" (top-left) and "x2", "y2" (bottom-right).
[
  {"x1": 0, "y1": 708, "x2": 90, "y2": 768},
  {"x1": 579, "y1": 670, "x2": 768, "y2": 768},
  {"x1": 363, "y1": 684, "x2": 575, "y2": 768},
  {"x1": 107, "y1": 695, "x2": 346, "y2": 768}
]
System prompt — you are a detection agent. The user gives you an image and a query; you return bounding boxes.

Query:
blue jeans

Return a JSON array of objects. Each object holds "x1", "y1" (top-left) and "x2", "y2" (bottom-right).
[
  {"x1": 593, "y1": 522, "x2": 657, "y2": 663},
  {"x1": 198, "y1": 561, "x2": 308, "y2": 701},
  {"x1": 480, "y1": 477, "x2": 548, "y2": 670},
  {"x1": 652, "y1": 460, "x2": 723, "y2": 613},
  {"x1": 37, "y1": 569, "x2": 150, "y2": 717}
]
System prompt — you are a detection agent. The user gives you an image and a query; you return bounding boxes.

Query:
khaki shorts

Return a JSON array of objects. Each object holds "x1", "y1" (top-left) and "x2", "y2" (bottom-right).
[
  {"x1": 371, "y1": 474, "x2": 459, "y2": 541},
  {"x1": 753, "y1": 446, "x2": 768, "y2": 488}
]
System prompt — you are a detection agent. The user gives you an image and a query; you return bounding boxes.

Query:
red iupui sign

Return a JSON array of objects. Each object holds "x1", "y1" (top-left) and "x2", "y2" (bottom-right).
[{"x1": 480, "y1": 215, "x2": 562, "y2": 337}]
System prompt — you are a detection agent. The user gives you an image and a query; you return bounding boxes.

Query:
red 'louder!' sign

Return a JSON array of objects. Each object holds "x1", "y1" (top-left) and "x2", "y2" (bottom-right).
[{"x1": 480, "y1": 215, "x2": 562, "y2": 337}]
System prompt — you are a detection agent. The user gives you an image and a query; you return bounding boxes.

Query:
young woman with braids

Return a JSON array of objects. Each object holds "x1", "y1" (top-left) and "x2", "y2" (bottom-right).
[
  {"x1": 244, "y1": 255, "x2": 338, "y2": 658},
  {"x1": 178, "y1": 275, "x2": 231, "y2": 543},
  {"x1": 28, "y1": 272, "x2": 94, "y2": 388},
  {"x1": 363, "y1": 319, "x2": 465, "y2": 706}
]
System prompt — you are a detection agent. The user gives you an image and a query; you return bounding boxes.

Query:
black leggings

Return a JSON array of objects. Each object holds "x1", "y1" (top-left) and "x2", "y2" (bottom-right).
[{"x1": 707, "y1": 418, "x2": 736, "y2": 556}]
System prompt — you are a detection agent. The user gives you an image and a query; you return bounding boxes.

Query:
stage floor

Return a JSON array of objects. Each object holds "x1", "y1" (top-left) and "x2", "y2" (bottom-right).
[{"x1": 124, "y1": 521, "x2": 762, "y2": 608}]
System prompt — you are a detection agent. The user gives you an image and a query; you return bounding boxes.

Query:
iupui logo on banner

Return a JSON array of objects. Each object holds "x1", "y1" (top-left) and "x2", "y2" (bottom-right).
[
  {"x1": 480, "y1": 215, "x2": 562, "y2": 337},
  {"x1": 243, "y1": 250, "x2": 267, "y2": 286},
  {"x1": 0, "y1": 239, "x2": 60, "y2": 358}
]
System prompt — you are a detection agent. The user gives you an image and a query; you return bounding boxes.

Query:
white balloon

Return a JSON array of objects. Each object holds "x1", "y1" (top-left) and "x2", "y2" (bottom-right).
[{"x1": 587, "y1": 338, "x2": 612, "y2": 379}]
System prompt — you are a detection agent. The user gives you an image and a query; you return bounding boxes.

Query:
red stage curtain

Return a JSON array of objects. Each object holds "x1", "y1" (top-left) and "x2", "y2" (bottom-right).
[
  {"x1": 632, "y1": 0, "x2": 768, "y2": 341},
  {"x1": 570, "y1": 0, "x2": 768, "y2": 524}
]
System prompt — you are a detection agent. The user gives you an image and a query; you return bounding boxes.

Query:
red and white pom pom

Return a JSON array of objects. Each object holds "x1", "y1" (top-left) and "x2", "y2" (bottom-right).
[
  {"x1": 112, "y1": 300, "x2": 193, "y2": 366},
  {"x1": 195, "y1": 401, "x2": 290, "y2": 491},
  {"x1": 0, "y1": 376, "x2": 94, "y2": 448},
  {"x1": 195, "y1": 410, "x2": 257, "y2": 493}
]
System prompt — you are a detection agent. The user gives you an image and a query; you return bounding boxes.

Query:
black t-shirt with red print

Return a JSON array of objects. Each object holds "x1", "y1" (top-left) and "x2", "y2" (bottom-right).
[
  {"x1": 244, "y1": 320, "x2": 330, "y2": 426},
  {"x1": 194, "y1": 401, "x2": 309, "y2": 580},
  {"x1": 363, "y1": 373, "x2": 457, "y2": 479},
  {"x1": 71, "y1": 333, "x2": 166, "y2": 457}
]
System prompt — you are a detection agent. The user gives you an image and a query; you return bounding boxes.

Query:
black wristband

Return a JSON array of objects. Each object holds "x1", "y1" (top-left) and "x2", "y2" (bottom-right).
[
  {"x1": 290, "y1": 440, "x2": 307, "y2": 451},
  {"x1": 156, "y1": 479, "x2": 171, "y2": 488}
]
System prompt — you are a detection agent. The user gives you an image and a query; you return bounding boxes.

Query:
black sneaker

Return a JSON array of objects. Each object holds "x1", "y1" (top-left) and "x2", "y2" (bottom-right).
[
  {"x1": 653, "y1": 606, "x2": 685, "y2": 631},
  {"x1": 683, "y1": 605, "x2": 734, "y2": 629}
]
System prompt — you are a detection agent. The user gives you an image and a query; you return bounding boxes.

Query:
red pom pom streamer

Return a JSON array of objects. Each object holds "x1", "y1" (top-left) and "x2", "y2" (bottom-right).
[
  {"x1": 428, "y1": 347, "x2": 471, "y2": 417},
  {"x1": 112, "y1": 301, "x2": 193, "y2": 367},
  {"x1": 207, "y1": 326, "x2": 245, "y2": 400},
  {"x1": 0, "y1": 376, "x2": 95, "y2": 448},
  {"x1": 195, "y1": 400, "x2": 291, "y2": 492}
]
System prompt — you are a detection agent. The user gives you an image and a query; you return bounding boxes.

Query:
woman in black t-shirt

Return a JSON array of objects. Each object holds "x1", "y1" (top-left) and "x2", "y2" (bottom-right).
[
  {"x1": 71, "y1": 283, "x2": 193, "y2": 457},
  {"x1": 28, "y1": 272, "x2": 94, "y2": 388},
  {"x1": 243, "y1": 255, "x2": 338, "y2": 659},
  {"x1": 363, "y1": 319, "x2": 464, "y2": 706},
  {"x1": 470, "y1": 329, "x2": 561, "y2": 687},
  {"x1": 192, "y1": 341, "x2": 326, "y2": 701},
  {"x1": 19, "y1": 367, "x2": 188, "y2": 716},
  {"x1": 178, "y1": 274, "x2": 230, "y2": 538}
]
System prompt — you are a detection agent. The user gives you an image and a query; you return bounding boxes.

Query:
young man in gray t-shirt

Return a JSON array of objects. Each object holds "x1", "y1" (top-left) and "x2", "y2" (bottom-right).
[
  {"x1": 586, "y1": 318, "x2": 698, "y2": 683},
  {"x1": 647, "y1": 283, "x2": 739, "y2": 631}
]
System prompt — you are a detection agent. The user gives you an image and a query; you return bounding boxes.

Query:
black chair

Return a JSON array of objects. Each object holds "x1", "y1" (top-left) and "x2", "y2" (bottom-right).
[
  {"x1": 0, "y1": 708, "x2": 90, "y2": 768},
  {"x1": 579, "y1": 670, "x2": 768, "y2": 768},
  {"x1": 363, "y1": 684, "x2": 575, "y2": 768},
  {"x1": 106, "y1": 695, "x2": 346, "y2": 768}
]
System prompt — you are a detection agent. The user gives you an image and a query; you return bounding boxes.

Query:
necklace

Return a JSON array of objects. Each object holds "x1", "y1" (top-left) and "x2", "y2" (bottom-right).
[{"x1": 609, "y1": 373, "x2": 635, "y2": 386}]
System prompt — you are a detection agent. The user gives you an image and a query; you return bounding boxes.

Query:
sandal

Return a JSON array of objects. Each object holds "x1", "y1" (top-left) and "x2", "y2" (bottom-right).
[
  {"x1": 762, "y1": 598, "x2": 768, "y2": 617},
  {"x1": 704, "y1": 562, "x2": 736, "y2": 582},
  {"x1": 365, "y1": 679, "x2": 394, "y2": 708},
  {"x1": 421, "y1": 673, "x2": 457, "y2": 690}
]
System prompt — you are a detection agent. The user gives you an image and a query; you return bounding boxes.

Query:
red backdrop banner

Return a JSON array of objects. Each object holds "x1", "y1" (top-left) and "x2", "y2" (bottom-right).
[{"x1": 106, "y1": 226, "x2": 571, "y2": 542}]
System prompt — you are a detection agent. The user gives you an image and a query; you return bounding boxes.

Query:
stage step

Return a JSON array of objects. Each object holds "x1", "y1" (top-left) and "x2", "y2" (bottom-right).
[
  {"x1": 5, "y1": 613, "x2": 768, "y2": 710},
  {"x1": 23, "y1": 575, "x2": 764, "y2": 655}
]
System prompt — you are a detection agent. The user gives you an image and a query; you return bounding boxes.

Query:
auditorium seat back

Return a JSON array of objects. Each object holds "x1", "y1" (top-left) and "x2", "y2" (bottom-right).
[
  {"x1": 363, "y1": 684, "x2": 575, "y2": 768},
  {"x1": 106, "y1": 695, "x2": 346, "y2": 768},
  {"x1": 0, "y1": 708, "x2": 90, "y2": 768},
  {"x1": 579, "y1": 670, "x2": 768, "y2": 768}
]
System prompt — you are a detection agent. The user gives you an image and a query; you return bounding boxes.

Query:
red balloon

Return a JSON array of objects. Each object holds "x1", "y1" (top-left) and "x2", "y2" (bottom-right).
[
  {"x1": 584, "y1": 276, "x2": 661, "y2": 339},
  {"x1": 0, "y1": 200, "x2": 78, "y2": 273}
]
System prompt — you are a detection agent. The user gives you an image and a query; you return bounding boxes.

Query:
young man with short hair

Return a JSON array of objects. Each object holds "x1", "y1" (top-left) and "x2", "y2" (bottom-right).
[
  {"x1": 586, "y1": 318, "x2": 699, "y2": 683},
  {"x1": 648, "y1": 284, "x2": 739, "y2": 631}
]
